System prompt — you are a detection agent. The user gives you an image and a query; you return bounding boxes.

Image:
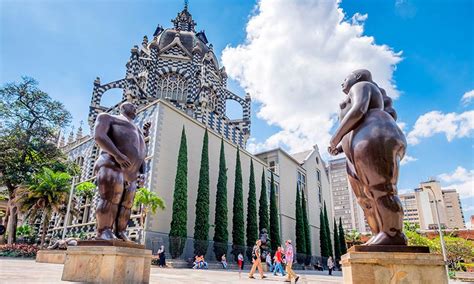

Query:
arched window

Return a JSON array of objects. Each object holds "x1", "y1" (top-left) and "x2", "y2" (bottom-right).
[
  {"x1": 156, "y1": 73, "x2": 188, "y2": 102},
  {"x1": 208, "y1": 90, "x2": 218, "y2": 111}
]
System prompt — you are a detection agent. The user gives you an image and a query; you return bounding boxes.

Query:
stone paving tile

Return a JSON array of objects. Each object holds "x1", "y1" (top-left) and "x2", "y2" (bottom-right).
[{"x1": 0, "y1": 258, "x2": 343, "y2": 283}]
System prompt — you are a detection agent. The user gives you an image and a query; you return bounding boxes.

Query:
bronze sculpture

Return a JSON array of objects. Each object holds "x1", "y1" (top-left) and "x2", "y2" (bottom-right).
[
  {"x1": 93, "y1": 102, "x2": 150, "y2": 241},
  {"x1": 328, "y1": 69, "x2": 407, "y2": 246}
]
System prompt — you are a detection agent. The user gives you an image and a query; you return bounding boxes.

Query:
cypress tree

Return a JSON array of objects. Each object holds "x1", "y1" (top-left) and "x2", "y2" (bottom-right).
[
  {"x1": 269, "y1": 172, "x2": 280, "y2": 253},
  {"x1": 258, "y1": 169, "x2": 269, "y2": 233},
  {"x1": 339, "y1": 217, "x2": 347, "y2": 255},
  {"x1": 169, "y1": 127, "x2": 188, "y2": 258},
  {"x1": 213, "y1": 139, "x2": 228, "y2": 259},
  {"x1": 323, "y1": 202, "x2": 333, "y2": 257},
  {"x1": 295, "y1": 188, "x2": 306, "y2": 263},
  {"x1": 319, "y1": 207, "x2": 328, "y2": 257},
  {"x1": 301, "y1": 190, "x2": 311, "y2": 257},
  {"x1": 231, "y1": 148, "x2": 245, "y2": 256},
  {"x1": 333, "y1": 218, "x2": 341, "y2": 262},
  {"x1": 246, "y1": 160, "x2": 258, "y2": 259},
  {"x1": 193, "y1": 130, "x2": 209, "y2": 256}
]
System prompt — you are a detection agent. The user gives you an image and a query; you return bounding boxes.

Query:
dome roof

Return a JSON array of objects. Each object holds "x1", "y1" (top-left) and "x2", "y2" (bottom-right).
[{"x1": 155, "y1": 29, "x2": 210, "y2": 56}]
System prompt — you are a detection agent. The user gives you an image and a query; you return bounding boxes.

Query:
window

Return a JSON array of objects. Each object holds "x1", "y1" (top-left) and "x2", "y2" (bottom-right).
[
  {"x1": 318, "y1": 185, "x2": 322, "y2": 203},
  {"x1": 156, "y1": 73, "x2": 188, "y2": 102},
  {"x1": 269, "y1": 161, "x2": 276, "y2": 173},
  {"x1": 316, "y1": 169, "x2": 321, "y2": 182},
  {"x1": 316, "y1": 157, "x2": 319, "y2": 164},
  {"x1": 297, "y1": 171, "x2": 306, "y2": 193}
]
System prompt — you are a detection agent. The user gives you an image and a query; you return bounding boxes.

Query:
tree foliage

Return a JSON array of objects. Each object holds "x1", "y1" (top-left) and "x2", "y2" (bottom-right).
[
  {"x1": 333, "y1": 218, "x2": 341, "y2": 262},
  {"x1": 232, "y1": 148, "x2": 245, "y2": 256},
  {"x1": 246, "y1": 160, "x2": 258, "y2": 259},
  {"x1": 213, "y1": 139, "x2": 228, "y2": 259},
  {"x1": 319, "y1": 207, "x2": 328, "y2": 257},
  {"x1": 338, "y1": 217, "x2": 347, "y2": 255},
  {"x1": 75, "y1": 181, "x2": 96, "y2": 200},
  {"x1": 0, "y1": 77, "x2": 72, "y2": 244},
  {"x1": 301, "y1": 190, "x2": 311, "y2": 258},
  {"x1": 295, "y1": 188, "x2": 306, "y2": 262},
  {"x1": 193, "y1": 130, "x2": 210, "y2": 256},
  {"x1": 13, "y1": 168, "x2": 74, "y2": 248},
  {"x1": 323, "y1": 202, "x2": 332, "y2": 257},
  {"x1": 269, "y1": 172, "x2": 280, "y2": 253},
  {"x1": 134, "y1": 187, "x2": 165, "y2": 227},
  {"x1": 169, "y1": 127, "x2": 188, "y2": 258},
  {"x1": 258, "y1": 169, "x2": 269, "y2": 233}
]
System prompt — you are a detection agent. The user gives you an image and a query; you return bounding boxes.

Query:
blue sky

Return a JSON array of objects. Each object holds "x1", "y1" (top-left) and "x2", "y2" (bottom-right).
[{"x1": 1, "y1": 0, "x2": 473, "y2": 225}]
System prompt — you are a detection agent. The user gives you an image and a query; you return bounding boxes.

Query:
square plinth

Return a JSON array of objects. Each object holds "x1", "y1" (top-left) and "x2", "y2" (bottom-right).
[
  {"x1": 341, "y1": 251, "x2": 448, "y2": 284},
  {"x1": 36, "y1": 250, "x2": 66, "y2": 264},
  {"x1": 61, "y1": 245, "x2": 152, "y2": 283}
]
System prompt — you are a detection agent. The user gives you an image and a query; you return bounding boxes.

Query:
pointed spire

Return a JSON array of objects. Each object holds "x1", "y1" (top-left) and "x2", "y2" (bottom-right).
[
  {"x1": 60, "y1": 133, "x2": 66, "y2": 147},
  {"x1": 76, "y1": 121, "x2": 83, "y2": 140},
  {"x1": 67, "y1": 126, "x2": 75, "y2": 144},
  {"x1": 142, "y1": 35, "x2": 148, "y2": 47},
  {"x1": 171, "y1": 0, "x2": 196, "y2": 32}
]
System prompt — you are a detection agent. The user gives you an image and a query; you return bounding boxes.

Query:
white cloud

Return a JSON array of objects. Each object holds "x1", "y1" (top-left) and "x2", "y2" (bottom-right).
[
  {"x1": 462, "y1": 90, "x2": 474, "y2": 106},
  {"x1": 400, "y1": 154, "x2": 417, "y2": 165},
  {"x1": 407, "y1": 110, "x2": 474, "y2": 145},
  {"x1": 222, "y1": 0, "x2": 401, "y2": 153},
  {"x1": 438, "y1": 166, "x2": 474, "y2": 199}
]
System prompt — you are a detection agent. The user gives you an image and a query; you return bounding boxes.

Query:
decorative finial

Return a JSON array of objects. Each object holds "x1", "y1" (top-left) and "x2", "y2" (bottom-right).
[
  {"x1": 67, "y1": 126, "x2": 75, "y2": 144},
  {"x1": 184, "y1": 0, "x2": 189, "y2": 10},
  {"x1": 142, "y1": 35, "x2": 148, "y2": 47},
  {"x1": 76, "y1": 121, "x2": 83, "y2": 140}
]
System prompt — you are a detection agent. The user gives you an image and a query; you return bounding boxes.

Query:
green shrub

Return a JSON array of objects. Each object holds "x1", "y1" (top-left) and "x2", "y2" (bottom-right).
[{"x1": 0, "y1": 244, "x2": 39, "y2": 258}]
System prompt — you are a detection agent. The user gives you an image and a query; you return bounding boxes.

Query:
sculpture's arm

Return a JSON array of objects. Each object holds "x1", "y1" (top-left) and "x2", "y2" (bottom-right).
[
  {"x1": 94, "y1": 114, "x2": 131, "y2": 168},
  {"x1": 330, "y1": 84, "x2": 370, "y2": 147}
]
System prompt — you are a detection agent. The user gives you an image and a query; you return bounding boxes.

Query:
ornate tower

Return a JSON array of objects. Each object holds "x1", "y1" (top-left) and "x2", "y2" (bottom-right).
[{"x1": 87, "y1": 3, "x2": 251, "y2": 147}]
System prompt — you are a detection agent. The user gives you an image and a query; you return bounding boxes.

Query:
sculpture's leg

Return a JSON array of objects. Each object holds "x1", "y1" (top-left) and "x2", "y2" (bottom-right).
[
  {"x1": 116, "y1": 180, "x2": 137, "y2": 242},
  {"x1": 367, "y1": 184, "x2": 406, "y2": 245},
  {"x1": 347, "y1": 175, "x2": 379, "y2": 244},
  {"x1": 95, "y1": 166, "x2": 124, "y2": 240}
]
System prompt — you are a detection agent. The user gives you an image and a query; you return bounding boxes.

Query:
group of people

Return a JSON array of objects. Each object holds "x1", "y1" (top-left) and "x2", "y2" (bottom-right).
[
  {"x1": 249, "y1": 239, "x2": 299, "y2": 282},
  {"x1": 193, "y1": 255, "x2": 209, "y2": 269}
]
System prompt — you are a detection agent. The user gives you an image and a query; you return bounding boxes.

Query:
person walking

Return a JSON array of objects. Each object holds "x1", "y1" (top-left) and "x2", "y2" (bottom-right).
[
  {"x1": 266, "y1": 252, "x2": 273, "y2": 272},
  {"x1": 249, "y1": 240, "x2": 266, "y2": 279},
  {"x1": 327, "y1": 256, "x2": 334, "y2": 275},
  {"x1": 273, "y1": 246, "x2": 286, "y2": 276},
  {"x1": 221, "y1": 254, "x2": 228, "y2": 269},
  {"x1": 238, "y1": 252, "x2": 244, "y2": 270},
  {"x1": 284, "y1": 240, "x2": 299, "y2": 283},
  {"x1": 157, "y1": 245, "x2": 166, "y2": 267}
]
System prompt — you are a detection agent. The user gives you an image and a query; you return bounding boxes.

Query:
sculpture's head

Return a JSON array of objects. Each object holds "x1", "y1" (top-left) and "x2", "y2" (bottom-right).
[
  {"x1": 341, "y1": 69, "x2": 372, "y2": 94},
  {"x1": 120, "y1": 102, "x2": 137, "y2": 119}
]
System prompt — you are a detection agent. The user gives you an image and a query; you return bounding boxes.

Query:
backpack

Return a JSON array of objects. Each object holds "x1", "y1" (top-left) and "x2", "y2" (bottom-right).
[{"x1": 252, "y1": 246, "x2": 258, "y2": 260}]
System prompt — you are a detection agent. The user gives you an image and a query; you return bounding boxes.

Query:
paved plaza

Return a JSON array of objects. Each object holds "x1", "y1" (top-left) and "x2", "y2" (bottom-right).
[{"x1": 0, "y1": 258, "x2": 343, "y2": 283}]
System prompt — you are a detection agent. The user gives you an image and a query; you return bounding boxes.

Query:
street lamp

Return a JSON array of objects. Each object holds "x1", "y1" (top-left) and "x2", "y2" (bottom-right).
[{"x1": 425, "y1": 186, "x2": 449, "y2": 278}]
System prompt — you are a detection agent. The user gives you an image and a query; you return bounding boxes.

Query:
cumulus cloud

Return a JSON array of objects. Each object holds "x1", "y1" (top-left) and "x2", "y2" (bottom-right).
[
  {"x1": 438, "y1": 166, "x2": 474, "y2": 199},
  {"x1": 462, "y1": 90, "x2": 474, "y2": 106},
  {"x1": 407, "y1": 110, "x2": 474, "y2": 145},
  {"x1": 222, "y1": 0, "x2": 401, "y2": 153},
  {"x1": 400, "y1": 154, "x2": 417, "y2": 165}
]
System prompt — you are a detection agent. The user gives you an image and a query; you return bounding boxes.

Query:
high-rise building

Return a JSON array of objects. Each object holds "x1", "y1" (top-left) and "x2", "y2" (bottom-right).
[
  {"x1": 327, "y1": 157, "x2": 368, "y2": 233},
  {"x1": 400, "y1": 180, "x2": 466, "y2": 230}
]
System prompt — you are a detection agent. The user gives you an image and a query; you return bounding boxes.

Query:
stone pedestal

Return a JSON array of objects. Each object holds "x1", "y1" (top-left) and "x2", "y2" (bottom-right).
[
  {"x1": 36, "y1": 250, "x2": 66, "y2": 264},
  {"x1": 61, "y1": 241, "x2": 152, "y2": 283},
  {"x1": 341, "y1": 247, "x2": 448, "y2": 284}
]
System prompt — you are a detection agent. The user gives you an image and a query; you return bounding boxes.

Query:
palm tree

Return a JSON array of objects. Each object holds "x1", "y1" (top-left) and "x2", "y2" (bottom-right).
[
  {"x1": 75, "y1": 181, "x2": 96, "y2": 200},
  {"x1": 134, "y1": 187, "x2": 165, "y2": 242},
  {"x1": 14, "y1": 167, "x2": 74, "y2": 248}
]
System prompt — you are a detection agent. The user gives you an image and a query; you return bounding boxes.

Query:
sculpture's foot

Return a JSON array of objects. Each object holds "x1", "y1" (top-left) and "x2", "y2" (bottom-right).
[
  {"x1": 96, "y1": 228, "x2": 118, "y2": 240},
  {"x1": 362, "y1": 235, "x2": 377, "y2": 246},
  {"x1": 368, "y1": 231, "x2": 407, "y2": 246},
  {"x1": 116, "y1": 230, "x2": 132, "y2": 242}
]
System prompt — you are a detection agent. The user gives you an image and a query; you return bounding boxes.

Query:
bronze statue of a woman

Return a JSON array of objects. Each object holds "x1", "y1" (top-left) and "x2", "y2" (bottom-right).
[{"x1": 329, "y1": 69, "x2": 407, "y2": 246}]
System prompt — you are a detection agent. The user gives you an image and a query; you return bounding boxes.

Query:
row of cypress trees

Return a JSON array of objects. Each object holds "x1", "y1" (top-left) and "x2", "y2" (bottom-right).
[
  {"x1": 318, "y1": 201, "x2": 348, "y2": 261},
  {"x1": 169, "y1": 127, "x2": 280, "y2": 259}
]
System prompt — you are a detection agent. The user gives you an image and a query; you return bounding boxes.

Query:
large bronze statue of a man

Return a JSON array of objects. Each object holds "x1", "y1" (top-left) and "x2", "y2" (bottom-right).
[
  {"x1": 328, "y1": 69, "x2": 407, "y2": 246},
  {"x1": 93, "y1": 102, "x2": 150, "y2": 241}
]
